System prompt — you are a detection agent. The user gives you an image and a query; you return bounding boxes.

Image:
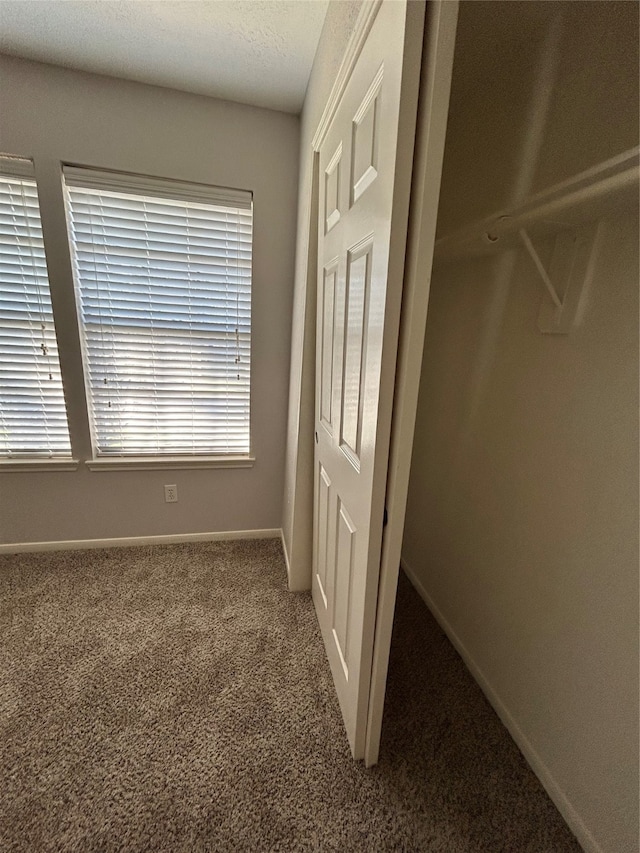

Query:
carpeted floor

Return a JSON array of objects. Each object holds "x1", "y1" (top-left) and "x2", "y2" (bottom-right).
[{"x1": 0, "y1": 539, "x2": 581, "y2": 852}]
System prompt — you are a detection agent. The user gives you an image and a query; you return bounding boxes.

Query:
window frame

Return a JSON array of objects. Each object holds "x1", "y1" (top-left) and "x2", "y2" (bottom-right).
[
  {"x1": 0, "y1": 155, "x2": 76, "y2": 470},
  {"x1": 62, "y1": 165, "x2": 255, "y2": 469}
]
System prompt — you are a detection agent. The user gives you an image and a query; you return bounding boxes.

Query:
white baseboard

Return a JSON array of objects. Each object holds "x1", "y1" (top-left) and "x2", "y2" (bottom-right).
[
  {"x1": 0, "y1": 528, "x2": 281, "y2": 555},
  {"x1": 400, "y1": 556, "x2": 600, "y2": 853}
]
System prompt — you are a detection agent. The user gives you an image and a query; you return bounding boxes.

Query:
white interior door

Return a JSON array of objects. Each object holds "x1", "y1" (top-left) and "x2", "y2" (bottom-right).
[{"x1": 312, "y1": 0, "x2": 424, "y2": 759}]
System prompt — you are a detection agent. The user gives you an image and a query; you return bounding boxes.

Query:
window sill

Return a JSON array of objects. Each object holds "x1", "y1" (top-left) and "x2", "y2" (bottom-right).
[
  {"x1": 0, "y1": 459, "x2": 79, "y2": 472},
  {"x1": 85, "y1": 456, "x2": 255, "y2": 472}
]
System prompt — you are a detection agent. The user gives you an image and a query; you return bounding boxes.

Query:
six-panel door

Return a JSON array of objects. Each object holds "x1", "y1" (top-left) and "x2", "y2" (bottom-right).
[{"x1": 311, "y1": 0, "x2": 416, "y2": 759}]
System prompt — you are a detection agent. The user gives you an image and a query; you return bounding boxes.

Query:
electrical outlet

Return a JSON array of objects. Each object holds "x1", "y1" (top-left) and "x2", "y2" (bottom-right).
[{"x1": 164, "y1": 484, "x2": 178, "y2": 503}]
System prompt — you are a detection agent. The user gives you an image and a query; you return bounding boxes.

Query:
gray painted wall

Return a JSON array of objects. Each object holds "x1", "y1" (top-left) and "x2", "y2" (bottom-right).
[
  {"x1": 403, "y1": 3, "x2": 639, "y2": 852},
  {"x1": 282, "y1": 0, "x2": 362, "y2": 588},
  {"x1": 0, "y1": 55, "x2": 299, "y2": 544}
]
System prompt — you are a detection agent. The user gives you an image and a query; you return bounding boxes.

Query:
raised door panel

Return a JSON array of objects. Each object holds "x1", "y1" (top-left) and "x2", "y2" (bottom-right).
[
  {"x1": 314, "y1": 462, "x2": 332, "y2": 609},
  {"x1": 339, "y1": 239, "x2": 373, "y2": 470},
  {"x1": 324, "y1": 143, "x2": 343, "y2": 233},
  {"x1": 332, "y1": 499, "x2": 356, "y2": 678},
  {"x1": 319, "y1": 260, "x2": 338, "y2": 433},
  {"x1": 351, "y1": 68, "x2": 383, "y2": 205}
]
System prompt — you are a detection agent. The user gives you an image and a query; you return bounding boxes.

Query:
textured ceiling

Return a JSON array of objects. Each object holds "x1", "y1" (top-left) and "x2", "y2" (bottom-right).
[{"x1": 0, "y1": 0, "x2": 330, "y2": 113}]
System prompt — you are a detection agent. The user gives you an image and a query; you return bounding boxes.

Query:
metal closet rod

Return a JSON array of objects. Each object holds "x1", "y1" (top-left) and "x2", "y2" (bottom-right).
[{"x1": 434, "y1": 146, "x2": 639, "y2": 261}]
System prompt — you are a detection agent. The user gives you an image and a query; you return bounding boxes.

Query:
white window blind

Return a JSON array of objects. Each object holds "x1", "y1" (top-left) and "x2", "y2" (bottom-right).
[
  {"x1": 0, "y1": 158, "x2": 71, "y2": 458},
  {"x1": 64, "y1": 168, "x2": 252, "y2": 457}
]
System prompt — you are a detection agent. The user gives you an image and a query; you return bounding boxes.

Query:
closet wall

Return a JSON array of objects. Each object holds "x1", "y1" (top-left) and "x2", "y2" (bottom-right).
[{"x1": 402, "y1": 4, "x2": 638, "y2": 853}]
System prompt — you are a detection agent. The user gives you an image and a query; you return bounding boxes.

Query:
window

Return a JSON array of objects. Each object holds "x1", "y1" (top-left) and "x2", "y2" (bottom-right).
[
  {"x1": 0, "y1": 157, "x2": 71, "y2": 458},
  {"x1": 64, "y1": 168, "x2": 252, "y2": 459}
]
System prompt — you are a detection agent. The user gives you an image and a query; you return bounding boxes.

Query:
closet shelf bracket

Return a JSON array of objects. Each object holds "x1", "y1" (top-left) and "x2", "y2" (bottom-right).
[
  {"x1": 518, "y1": 228, "x2": 563, "y2": 309},
  {"x1": 518, "y1": 222, "x2": 602, "y2": 335}
]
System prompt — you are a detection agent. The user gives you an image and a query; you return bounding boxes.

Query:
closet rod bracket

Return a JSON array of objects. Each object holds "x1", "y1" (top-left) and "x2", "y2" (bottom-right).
[
  {"x1": 518, "y1": 222, "x2": 602, "y2": 334},
  {"x1": 518, "y1": 229, "x2": 563, "y2": 309}
]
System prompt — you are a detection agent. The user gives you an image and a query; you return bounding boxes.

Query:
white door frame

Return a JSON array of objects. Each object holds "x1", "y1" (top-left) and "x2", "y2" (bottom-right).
[{"x1": 364, "y1": 0, "x2": 459, "y2": 765}]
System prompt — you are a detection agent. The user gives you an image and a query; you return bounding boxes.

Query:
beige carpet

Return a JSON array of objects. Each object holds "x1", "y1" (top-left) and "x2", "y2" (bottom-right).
[{"x1": 0, "y1": 539, "x2": 581, "y2": 852}]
